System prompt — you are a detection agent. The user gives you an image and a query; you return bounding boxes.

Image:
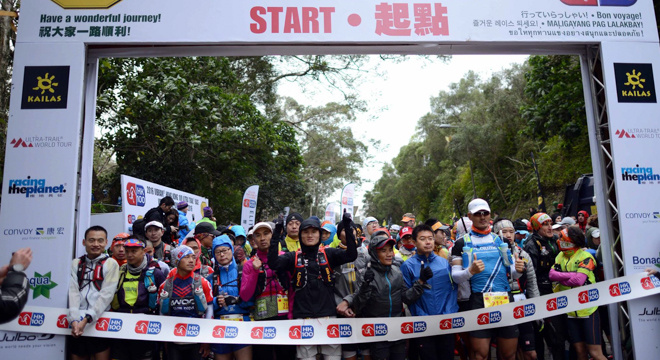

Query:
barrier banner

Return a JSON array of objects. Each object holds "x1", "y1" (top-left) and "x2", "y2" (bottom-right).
[
  {"x1": 240, "y1": 185, "x2": 259, "y2": 229},
  {"x1": 340, "y1": 183, "x2": 355, "y2": 218},
  {"x1": 1, "y1": 272, "x2": 657, "y2": 345}
]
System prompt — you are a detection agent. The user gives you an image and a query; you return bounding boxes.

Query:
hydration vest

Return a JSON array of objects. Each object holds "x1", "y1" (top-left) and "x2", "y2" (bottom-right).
[
  {"x1": 112, "y1": 260, "x2": 160, "y2": 312},
  {"x1": 77, "y1": 255, "x2": 108, "y2": 291},
  {"x1": 212, "y1": 263, "x2": 243, "y2": 297},
  {"x1": 160, "y1": 273, "x2": 208, "y2": 316},
  {"x1": 462, "y1": 234, "x2": 512, "y2": 293},
  {"x1": 293, "y1": 246, "x2": 333, "y2": 289}
]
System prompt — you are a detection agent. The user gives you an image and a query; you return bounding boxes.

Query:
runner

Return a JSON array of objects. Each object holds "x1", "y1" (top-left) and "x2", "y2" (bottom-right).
[
  {"x1": 280, "y1": 212, "x2": 303, "y2": 252},
  {"x1": 158, "y1": 245, "x2": 213, "y2": 360},
  {"x1": 110, "y1": 233, "x2": 129, "y2": 266},
  {"x1": 397, "y1": 226, "x2": 416, "y2": 261},
  {"x1": 180, "y1": 237, "x2": 214, "y2": 278},
  {"x1": 67, "y1": 225, "x2": 119, "y2": 360},
  {"x1": 111, "y1": 238, "x2": 166, "y2": 360},
  {"x1": 145, "y1": 220, "x2": 173, "y2": 267}
]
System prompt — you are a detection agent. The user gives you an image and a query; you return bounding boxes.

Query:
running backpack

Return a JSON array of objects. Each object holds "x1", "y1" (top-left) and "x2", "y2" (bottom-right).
[
  {"x1": 293, "y1": 246, "x2": 334, "y2": 289},
  {"x1": 160, "y1": 273, "x2": 208, "y2": 316},
  {"x1": 76, "y1": 255, "x2": 108, "y2": 291},
  {"x1": 112, "y1": 261, "x2": 160, "y2": 312}
]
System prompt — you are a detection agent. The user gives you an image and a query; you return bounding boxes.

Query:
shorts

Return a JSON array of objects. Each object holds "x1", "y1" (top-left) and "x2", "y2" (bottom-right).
[
  {"x1": 211, "y1": 342, "x2": 249, "y2": 355},
  {"x1": 68, "y1": 335, "x2": 110, "y2": 356},
  {"x1": 517, "y1": 321, "x2": 535, "y2": 352},
  {"x1": 469, "y1": 292, "x2": 519, "y2": 339},
  {"x1": 458, "y1": 300, "x2": 471, "y2": 313},
  {"x1": 567, "y1": 311, "x2": 602, "y2": 345},
  {"x1": 342, "y1": 343, "x2": 358, "y2": 358},
  {"x1": 112, "y1": 339, "x2": 156, "y2": 360},
  {"x1": 297, "y1": 344, "x2": 341, "y2": 360}
]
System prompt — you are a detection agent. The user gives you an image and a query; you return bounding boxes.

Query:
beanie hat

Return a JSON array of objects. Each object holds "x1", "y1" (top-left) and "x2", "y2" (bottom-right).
[
  {"x1": 362, "y1": 216, "x2": 378, "y2": 229},
  {"x1": 530, "y1": 213, "x2": 552, "y2": 231},
  {"x1": 171, "y1": 245, "x2": 194, "y2": 267},
  {"x1": 286, "y1": 212, "x2": 303, "y2": 225},
  {"x1": 177, "y1": 201, "x2": 188, "y2": 210},
  {"x1": 492, "y1": 219, "x2": 514, "y2": 234},
  {"x1": 203, "y1": 206, "x2": 213, "y2": 218}
]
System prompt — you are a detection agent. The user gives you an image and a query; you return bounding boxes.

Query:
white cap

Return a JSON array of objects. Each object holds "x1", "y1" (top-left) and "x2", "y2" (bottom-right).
[
  {"x1": 145, "y1": 220, "x2": 165, "y2": 230},
  {"x1": 592, "y1": 229, "x2": 600, "y2": 238},
  {"x1": 252, "y1": 222, "x2": 272, "y2": 233},
  {"x1": 468, "y1": 198, "x2": 490, "y2": 214}
]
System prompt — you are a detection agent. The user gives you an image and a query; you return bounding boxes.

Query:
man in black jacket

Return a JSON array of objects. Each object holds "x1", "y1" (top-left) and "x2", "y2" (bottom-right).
[
  {"x1": 144, "y1": 196, "x2": 175, "y2": 245},
  {"x1": 0, "y1": 247, "x2": 33, "y2": 324}
]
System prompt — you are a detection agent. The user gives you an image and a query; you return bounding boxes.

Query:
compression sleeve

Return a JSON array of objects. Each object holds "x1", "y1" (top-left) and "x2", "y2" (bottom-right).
[{"x1": 451, "y1": 264, "x2": 472, "y2": 284}]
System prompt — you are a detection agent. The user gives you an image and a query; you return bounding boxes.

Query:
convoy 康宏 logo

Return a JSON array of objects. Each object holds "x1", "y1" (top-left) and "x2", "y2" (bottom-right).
[
  {"x1": 609, "y1": 282, "x2": 632, "y2": 297},
  {"x1": 327, "y1": 324, "x2": 352, "y2": 338},
  {"x1": 561, "y1": 0, "x2": 636, "y2": 5},
  {"x1": 614, "y1": 63, "x2": 656, "y2": 103},
  {"x1": 21, "y1": 66, "x2": 70, "y2": 109},
  {"x1": 18, "y1": 312, "x2": 45, "y2": 326},
  {"x1": 213, "y1": 325, "x2": 239, "y2": 338},
  {"x1": 362, "y1": 323, "x2": 388, "y2": 337},
  {"x1": 51, "y1": 0, "x2": 123, "y2": 9},
  {"x1": 401, "y1": 321, "x2": 426, "y2": 334},
  {"x1": 135, "y1": 321, "x2": 161, "y2": 335},
  {"x1": 439, "y1": 317, "x2": 465, "y2": 330},
  {"x1": 289, "y1": 325, "x2": 314, "y2": 339}
]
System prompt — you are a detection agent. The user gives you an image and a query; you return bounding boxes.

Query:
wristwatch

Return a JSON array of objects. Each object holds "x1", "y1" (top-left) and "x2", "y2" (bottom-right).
[
  {"x1": 84, "y1": 314, "x2": 93, "y2": 323},
  {"x1": 9, "y1": 263, "x2": 25, "y2": 273}
]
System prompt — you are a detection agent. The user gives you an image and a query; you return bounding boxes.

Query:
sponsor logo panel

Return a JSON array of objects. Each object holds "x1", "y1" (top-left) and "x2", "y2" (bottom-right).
[
  {"x1": 17, "y1": 312, "x2": 45, "y2": 326},
  {"x1": 96, "y1": 318, "x2": 123, "y2": 332},
  {"x1": 362, "y1": 323, "x2": 388, "y2": 337},
  {"x1": 21, "y1": 66, "x2": 70, "y2": 109},
  {"x1": 327, "y1": 324, "x2": 352, "y2": 338},
  {"x1": 614, "y1": 63, "x2": 656, "y2": 103}
]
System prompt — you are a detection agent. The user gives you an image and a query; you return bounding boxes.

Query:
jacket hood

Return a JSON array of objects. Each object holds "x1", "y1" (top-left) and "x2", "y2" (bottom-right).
[
  {"x1": 321, "y1": 223, "x2": 337, "y2": 246},
  {"x1": 230, "y1": 225, "x2": 246, "y2": 239},
  {"x1": 212, "y1": 235, "x2": 234, "y2": 255},
  {"x1": 577, "y1": 211, "x2": 589, "y2": 225},
  {"x1": 299, "y1": 218, "x2": 322, "y2": 253}
]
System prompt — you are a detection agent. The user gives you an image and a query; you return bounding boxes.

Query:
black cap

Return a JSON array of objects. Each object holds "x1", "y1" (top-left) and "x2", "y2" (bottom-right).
[
  {"x1": 513, "y1": 219, "x2": 528, "y2": 232},
  {"x1": 298, "y1": 218, "x2": 321, "y2": 238},
  {"x1": 194, "y1": 222, "x2": 221, "y2": 236},
  {"x1": 286, "y1": 212, "x2": 304, "y2": 225},
  {"x1": 371, "y1": 230, "x2": 395, "y2": 249}
]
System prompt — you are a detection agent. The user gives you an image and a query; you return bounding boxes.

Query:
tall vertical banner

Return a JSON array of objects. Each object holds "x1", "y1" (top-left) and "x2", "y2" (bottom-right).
[
  {"x1": 340, "y1": 183, "x2": 356, "y2": 218},
  {"x1": 120, "y1": 175, "x2": 209, "y2": 236},
  {"x1": 241, "y1": 185, "x2": 259, "y2": 229},
  {"x1": 325, "y1": 202, "x2": 339, "y2": 223}
]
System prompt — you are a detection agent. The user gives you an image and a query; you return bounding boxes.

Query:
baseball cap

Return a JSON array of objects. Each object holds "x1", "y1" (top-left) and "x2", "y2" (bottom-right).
[
  {"x1": 194, "y1": 222, "x2": 221, "y2": 236},
  {"x1": 371, "y1": 231, "x2": 395, "y2": 249},
  {"x1": 399, "y1": 226, "x2": 413, "y2": 238},
  {"x1": 390, "y1": 224, "x2": 401, "y2": 232},
  {"x1": 468, "y1": 198, "x2": 490, "y2": 214},
  {"x1": 552, "y1": 217, "x2": 575, "y2": 230},
  {"x1": 252, "y1": 222, "x2": 272, "y2": 233},
  {"x1": 592, "y1": 229, "x2": 600, "y2": 238},
  {"x1": 123, "y1": 239, "x2": 145, "y2": 248},
  {"x1": 145, "y1": 221, "x2": 165, "y2": 230},
  {"x1": 401, "y1": 213, "x2": 415, "y2": 222}
]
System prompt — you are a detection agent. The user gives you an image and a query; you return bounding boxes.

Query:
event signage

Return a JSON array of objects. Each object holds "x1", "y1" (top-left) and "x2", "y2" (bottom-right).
[
  {"x1": 340, "y1": 183, "x2": 355, "y2": 218},
  {"x1": 240, "y1": 185, "x2": 259, "y2": 229},
  {"x1": 120, "y1": 175, "x2": 208, "y2": 234}
]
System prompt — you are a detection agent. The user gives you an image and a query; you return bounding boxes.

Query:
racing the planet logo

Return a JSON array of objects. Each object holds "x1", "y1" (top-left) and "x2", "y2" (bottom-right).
[{"x1": 327, "y1": 324, "x2": 352, "y2": 338}]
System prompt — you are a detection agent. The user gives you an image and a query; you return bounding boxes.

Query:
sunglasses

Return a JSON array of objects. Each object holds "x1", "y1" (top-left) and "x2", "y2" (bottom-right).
[{"x1": 473, "y1": 211, "x2": 490, "y2": 217}]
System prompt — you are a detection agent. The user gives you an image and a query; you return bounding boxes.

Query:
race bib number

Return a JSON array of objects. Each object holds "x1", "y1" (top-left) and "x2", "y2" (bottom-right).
[
  {"x1": 483, "y1": 292, "x2": 510, "y2": 308},
  {"x1": 277, "y1": 293, "x2": 289, "y2": 315}
]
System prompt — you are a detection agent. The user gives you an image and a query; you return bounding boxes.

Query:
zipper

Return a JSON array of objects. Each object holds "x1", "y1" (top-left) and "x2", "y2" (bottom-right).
[{"x1": 386, "y1": 270, "x2": 392, "y2": 317}]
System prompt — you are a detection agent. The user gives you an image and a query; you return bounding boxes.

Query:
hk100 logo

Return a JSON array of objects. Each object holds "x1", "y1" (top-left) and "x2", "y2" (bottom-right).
[
  {"x1": 578, "y1": 289, "x2": 600, "y2": 304},
  {"x1": 362, "y1": 323, "x2": 388, "y2": 337},
  {"x1": 477, "y1": 311, "x2": 502, "y2": 325},
  {"x1": 513, "y1": 304, "x2": 536, "y2": 319},
  {"x1": 401, "y1": 321, "x2": 426, "y2": 334},
  {"x1": 546, "y1": 295, "x2": 568, "y2": 311},
  {"x1": 609, "y1": 282, "x2": 632, "y2": 297},
  {"x1": 18, "y1": 312, "x2": 45, "y2": 326},
  {"x1": 439, "y1": 317, "x2": 465, "y2": 330},
  {"x1": 327, "y1": 324, "x2": 352, "y2": 338},
  {"x1": 135, "y1": 321, "x2": 161, "y2": 335}
]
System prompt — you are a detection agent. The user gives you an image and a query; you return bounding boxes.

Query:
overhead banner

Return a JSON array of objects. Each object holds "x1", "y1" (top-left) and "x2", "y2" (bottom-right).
[
  {"x1": 340, "y1": 183, "x2": 355, "y2": 218},
  {"x1": 17, "y1": 0, "x2": 658, "y2": 45},
  {"x1": 325, "y1": 202, "x2": 339, "y2": 223},
  {"x1": 0, "y1": 272, "x2": 658, "y2": 345},
  {"x1": 120, "y1": 175, "x2": 209, "y2": 235},
  {"x1": 240, "y1": 185, "x2": 259, "y2": 229}
]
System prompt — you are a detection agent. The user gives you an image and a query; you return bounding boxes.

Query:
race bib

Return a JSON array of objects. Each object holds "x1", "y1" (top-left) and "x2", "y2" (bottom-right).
[
  {"x1": 513, "y1": 293, "x2": 527, "y2": 302},
  {"x1": 220, "y1": 314, "x2": 244, "y2": 321},
  {"x1": 483, "y1": 292, "x2": 510, "y2": 308},
  {"x1": 277, "y1": 293, "x2": 289, "y2": 315}
]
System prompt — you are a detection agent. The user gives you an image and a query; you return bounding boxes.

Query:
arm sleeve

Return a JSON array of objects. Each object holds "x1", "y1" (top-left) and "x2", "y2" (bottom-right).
[
  {"x1": 549, "y1": 268, "x2": 588, "y2": 287},
  {"x1": 0, "y1": 271, "x2": 29, "y2": 324},
  {"x1": 68, "y1": 259, "x2": 82, "y2": 322},
  {"x1": 240, "y1": 260, "x2": 259, "y2": 301},
  {"x1": 89, "y1": 258, "x2": 120, "y2": 322},
  {"x1": 522, "y1": 252, "x2": 540, "y2": 298},
  {"x1": 510, "y1": 264, "x2": 523, "y2": 280}
]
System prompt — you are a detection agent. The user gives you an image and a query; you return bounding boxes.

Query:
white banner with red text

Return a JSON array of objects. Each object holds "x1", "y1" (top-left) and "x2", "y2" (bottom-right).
[{"x1": 1, "y1": 272, "x2": 658, "y2": 345}]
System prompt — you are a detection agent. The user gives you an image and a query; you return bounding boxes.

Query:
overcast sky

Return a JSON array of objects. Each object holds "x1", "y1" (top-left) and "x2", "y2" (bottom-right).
[{"x1": 277, "y1": 54, "x2": 529, "y2": 216}]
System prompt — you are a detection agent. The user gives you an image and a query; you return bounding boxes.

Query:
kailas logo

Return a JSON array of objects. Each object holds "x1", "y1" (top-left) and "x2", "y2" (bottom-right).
[
  {"x1": 609, "y1": 282, "x2": 632, "y2": 297},
  {"x1": 135, "y1": 321, "x2": 161, "y2": 335},
  {"x1": 126, "y1": 182, "x2": 146, "y2": 206},
  {"x1": 327, "y1": 324, "x2": 352, "y2": 338},
  {"x1": 29, "y1": 271, "x2": 58, "y2": 299},
  {"x1": 477, "y1": 311, "x2": 502, "y2": 325},
  {"x1": 213, "y1": 325, "x2": 238, "y2": 338},
  {"x1": 362, "y1": 324, "x2": 388, "y2": 337},
  {"x1": 641, "y1": 276, "x2": 660, "y2": 290},
  {"x1": 578, "y1": 289, "x2": 600, "y2": 304},
  {"x1": 620, "y1": 165, "x2": 660, "y2": 184},
  {"x1": 513, "y1": 304, "x2": 536, "y2": 319},
  {"x1": 439, "y1": 317, "x2": 465, "y2": 330},
  {"x1": 21, "y1": 66, "x2": 70, "y2": 109},
  {"x1": 561, "y1": 0, "x2": 636, "y2": 6},
  {"x1": 10, "y1": 138, "x2": 33, "y2": 148},
  {"x1": 18, "y1": 312, "x2": 45, "y2": 326},
  {"x1": 96, "y1": 318, "x2": 122, "y2": 332},
  {"x1": 8, "y1": 176, "x2": 67, "y2": 198},
  {"x1": 614, "y1": 63, "x2": 656, "y2": 103},
  {"x1": 546, "y1": 295, "x2": 569, "y2": 311},
  {"x1": 56, "y1": 314, "x2": 69, "y2": 329},
  {"x1": 289, "y1": 325, "x2": 314, "y2": 339},
  {"x1": 50, "y1": 0, "x2": 124, "y2": 9},
  {"x1": 251, "y1": 326, "x2": 276, "y2": 339},
  {"x1": 173, "y1": 323, "x2": 200, "y2": 337},
  {"x1": 401, "y1": 321, "x2": 427, "y2": 334}
]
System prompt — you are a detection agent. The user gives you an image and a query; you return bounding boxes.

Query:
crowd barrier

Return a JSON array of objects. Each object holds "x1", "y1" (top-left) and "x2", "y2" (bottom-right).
[{"x1": 1, "y1": 272, "x2": 658, "y2": 345}]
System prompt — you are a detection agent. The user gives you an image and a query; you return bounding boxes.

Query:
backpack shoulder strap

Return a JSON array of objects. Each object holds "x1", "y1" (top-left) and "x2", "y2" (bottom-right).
[{"x1": 76, "y1": 255, "x2": 87, "y2": 289}]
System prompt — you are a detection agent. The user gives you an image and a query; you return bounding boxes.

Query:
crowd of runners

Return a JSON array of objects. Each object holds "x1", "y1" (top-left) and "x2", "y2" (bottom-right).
[{"x1": 59, "y1": 196, "x2": 660, "y2": 360}]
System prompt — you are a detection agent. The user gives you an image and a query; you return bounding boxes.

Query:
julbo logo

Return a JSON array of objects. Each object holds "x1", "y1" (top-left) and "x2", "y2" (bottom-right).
[
  {"x1": 362, "y1": 324, "x2": 388, "y2": 337},
  {"x1": 609, "y1": 282, "x2": 632, "y2": 297},
  {"x1": 56, "y1": 314, "x2": 69, "y2": 329},
  {"x1": 546, "y1": 295, "x2": 569, "y2": 311},
  {"x1": 251, "y1": 326, "x2": 277, "y2": 339},
  {"x1": 289, "y1": 325, "x2": 314, "y2": 339},
  {"x1": 439, "y1": 317, "x2": 465, "y2": 330},
  {"x1": 96, "y1": 318, "x2": 123, "y2": 332},
  {"x1": 477, "y1": 311, "x2": 502, "y2": 325},
  {"x1": 401, "y1": 321, "x2": 427, "y2": 334},
  {"x1": 135, "y1": 321, "x2": 161, "y2": 335},
  {"x1": 173, "y1": 323, "x2": 200, "y2": 337},
  {"x1": 578, "y1": 289, "x2": 600, "y2": 304},
  {"x1": 327, "y1": 324, "x2": 352, "y2": 338},
  {"x1": 213, "y1": 325, "x2": 239, "y2": 338},
  {"x1": 17, "y1": 312, "x2": 45, "y2": 326},
  {"x1": 513, "y1": 304, "x2": 536, "y2": 319}
]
